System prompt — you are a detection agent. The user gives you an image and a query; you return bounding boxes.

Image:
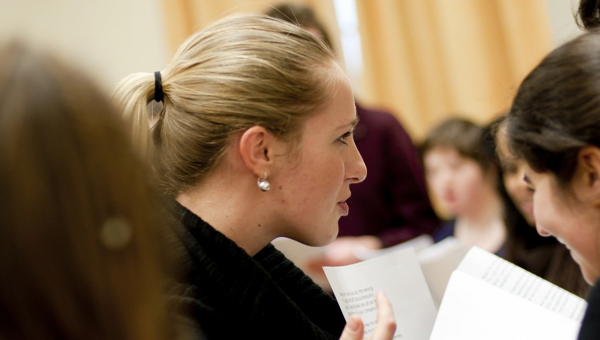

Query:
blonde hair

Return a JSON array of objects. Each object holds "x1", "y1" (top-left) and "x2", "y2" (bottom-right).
[{"x1": 114, "y1": 14, "x2": 338, "y2": 196}]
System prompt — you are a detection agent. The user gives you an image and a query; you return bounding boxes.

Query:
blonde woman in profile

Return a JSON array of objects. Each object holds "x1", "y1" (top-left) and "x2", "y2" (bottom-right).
[
  {"x1": 115, "y1": 14, "x2": 395, "y2": 340},
  {"x1": 0, "y1": 43, "x2": 183, "y2": 340}
]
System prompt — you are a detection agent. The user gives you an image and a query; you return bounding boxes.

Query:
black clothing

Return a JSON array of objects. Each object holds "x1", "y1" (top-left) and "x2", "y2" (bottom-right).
[
  {"x1": 579, "y1": 280, "x2": 600, "y2": 339},
  {"x1": 167, "y1": 201, "x2": 346, "y2": 340}
]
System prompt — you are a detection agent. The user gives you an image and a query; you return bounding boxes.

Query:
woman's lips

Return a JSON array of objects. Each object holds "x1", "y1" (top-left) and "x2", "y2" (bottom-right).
[
  {"x1": 338, "y1": 201, "x2": 349, "y2": 216},
  {"x1": 521, "y1": 201, "x2": 533, "y2": 213}
]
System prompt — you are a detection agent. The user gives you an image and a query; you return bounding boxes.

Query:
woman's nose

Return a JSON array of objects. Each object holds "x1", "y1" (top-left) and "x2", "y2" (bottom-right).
[
  {"x1": 348, "y1": 142, "x2": 367, "y2": 184},
  {"x1": 536, "y1": 224, "x2": 552, "y2": 237}
]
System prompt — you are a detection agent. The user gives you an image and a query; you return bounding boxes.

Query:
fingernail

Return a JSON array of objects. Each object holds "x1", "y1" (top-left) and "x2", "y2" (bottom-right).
[{"x1": 348, "y1": 315, "x2": 360, "y2": 332}]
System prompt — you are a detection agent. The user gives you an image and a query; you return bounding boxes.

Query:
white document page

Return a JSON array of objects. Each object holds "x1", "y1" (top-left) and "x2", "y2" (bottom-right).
[
  {"x1": 271, "y1": 237, "x2": 324, "y2": 266},
  {"x1": 324, "y1": 248, "x2": 437, "y2": 340},
  {"x1": 416, "y1": 237, "x2": 469, "y2": 308},
  {"x1": 353, "y1": 234, "x2": 434, "y2": 261},
  {"x1": 429, "y1": 271, "x2": 581, "y2": 340},
  {"x1": 458, "y1": 247, "x2": 587, "y2": 321}
]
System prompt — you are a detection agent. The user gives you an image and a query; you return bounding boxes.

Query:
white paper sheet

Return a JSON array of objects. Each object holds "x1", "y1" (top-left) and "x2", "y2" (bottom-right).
[
  {"x1": 458, "y1": 247, "x2": 587, "y2": 321},
  {"x1": 416, "y1": 237, "x2": 469, "y2": 307},
  {"x1": 324, "y1": 248, "x2": 437, "y2": 340},
  {"x1": 353, "y1": 234, "x2": 434, "y2": 261},
  {"x1": 430, "y1": 271, "x2": 581, "y2": 340}
]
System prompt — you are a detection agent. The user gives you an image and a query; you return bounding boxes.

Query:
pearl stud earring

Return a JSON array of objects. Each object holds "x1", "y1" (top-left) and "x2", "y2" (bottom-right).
[{"x1": 257, "y1": 172, "x2": 270, "y2": 192}]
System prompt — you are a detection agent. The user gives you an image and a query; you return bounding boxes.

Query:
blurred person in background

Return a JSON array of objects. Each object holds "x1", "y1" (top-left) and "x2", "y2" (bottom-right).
[
  {"x1": 0, "y1": 42, "x2": 185, "y2": 340},
  {"x1": 421, "y1": 117, "x2": 506, "y2": 254}
]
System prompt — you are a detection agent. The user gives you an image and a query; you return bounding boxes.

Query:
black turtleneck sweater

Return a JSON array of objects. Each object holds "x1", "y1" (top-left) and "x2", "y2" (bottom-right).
[{"x1": 166, "y1": 201, "x2": 346, "y2": 340}]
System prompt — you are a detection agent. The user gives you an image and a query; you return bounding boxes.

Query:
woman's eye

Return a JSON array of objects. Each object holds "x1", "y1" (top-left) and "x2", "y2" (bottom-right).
[
  {"x1": 526, "y1": 186, "x2": 535, "y2": 193},
  {"x1": 337, "y1": 132, "x2": 352, "y2": 145}
]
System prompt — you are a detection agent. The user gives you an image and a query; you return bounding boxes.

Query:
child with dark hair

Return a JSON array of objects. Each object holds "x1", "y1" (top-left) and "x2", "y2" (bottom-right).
[{"x1": 422, "y1": 117, "x2": 506, "y2": 254}]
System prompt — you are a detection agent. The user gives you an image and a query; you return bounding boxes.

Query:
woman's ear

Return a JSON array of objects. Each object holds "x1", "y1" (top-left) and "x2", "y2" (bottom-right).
[
  {"x1": 238, "y1": 126, "x2": 275, "y2": 177},
  {"x1": 574, "y1": 146, "x2": 600, "y2": 205}
]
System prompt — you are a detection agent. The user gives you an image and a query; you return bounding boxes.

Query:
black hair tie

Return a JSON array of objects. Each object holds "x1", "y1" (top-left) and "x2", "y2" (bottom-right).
[{"x1": 154, "y1": 71, "x2": 164, "y2": 102}]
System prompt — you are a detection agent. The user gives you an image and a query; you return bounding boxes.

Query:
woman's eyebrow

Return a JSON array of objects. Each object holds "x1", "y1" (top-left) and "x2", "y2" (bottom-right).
[{"x1": 337, "y1": 117, "x2": 359, "y2": 131}]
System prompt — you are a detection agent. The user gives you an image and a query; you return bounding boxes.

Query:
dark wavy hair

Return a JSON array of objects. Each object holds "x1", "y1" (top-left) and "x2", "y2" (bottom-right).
[
  {"x1": 507, "y1": 29, "x2": 600, "y2": 186},
  {"x1": 493, "y1": 115, "x2": 591, "y2": 297},
  {"x1": 577, "y1": 0, "x2": 600, "y2": 30},
  {"x1": 489, "y1": 116, "x2": 555, "y2": 252}
]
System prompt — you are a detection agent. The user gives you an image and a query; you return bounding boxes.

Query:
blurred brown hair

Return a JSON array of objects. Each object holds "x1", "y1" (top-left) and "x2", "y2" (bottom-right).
[
  {"x1": 508, "y1": 29, "x2": 600, "y2": 186},
  {"x1": 0, "y1": 43, "x2": 173, "y2": 339},
  {"x1": 265, "y1": 3, "x2": 333, "y2": 51},
  {"x1": 421, "y1": 117, "x2": 496, "y2": 173}
]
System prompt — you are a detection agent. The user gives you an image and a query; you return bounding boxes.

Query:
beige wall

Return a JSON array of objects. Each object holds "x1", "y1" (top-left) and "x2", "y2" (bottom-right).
[
  {"x1": 0, "y1": 0, "x2": 169, "y2": 92},
  {"x1": 546, "y1": 0, "x2": 584, "y2": 47},
  {"x1": 0, "y1": 0, "x2": 585, "y2": 100}
]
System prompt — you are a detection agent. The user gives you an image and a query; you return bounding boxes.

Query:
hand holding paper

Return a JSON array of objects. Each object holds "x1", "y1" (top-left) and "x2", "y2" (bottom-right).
[
  {"x1": 324, "y1": 244, "x2": 587, "y2": 340},
  {"x1": 339, "y1": 291, "x2": 397, "y2": 340},
  {"x1": 324, "y1": 248, "x2": 437, "y2": 340}
]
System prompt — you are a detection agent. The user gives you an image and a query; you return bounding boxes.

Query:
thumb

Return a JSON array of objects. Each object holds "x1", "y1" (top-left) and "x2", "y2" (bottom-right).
[{"x1": 339, "y1": 315, "x2": 364, "y2": 340}]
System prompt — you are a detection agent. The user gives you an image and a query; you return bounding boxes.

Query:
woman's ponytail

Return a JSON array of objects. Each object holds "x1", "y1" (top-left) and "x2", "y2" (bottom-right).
[{"x1": 113, "y1": 72, "x2": 157, "y2": 158}]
